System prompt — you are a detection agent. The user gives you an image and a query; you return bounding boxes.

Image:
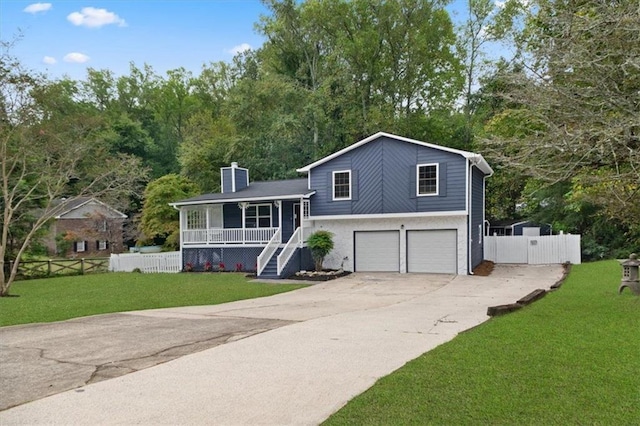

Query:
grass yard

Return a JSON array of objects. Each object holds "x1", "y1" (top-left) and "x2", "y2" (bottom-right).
[
  {"x1": 0, "y1": 272, "x2": 307, "y2": 327},
  {"x1": 325, "y1": 260, "x2": 640, "y2": 425}
]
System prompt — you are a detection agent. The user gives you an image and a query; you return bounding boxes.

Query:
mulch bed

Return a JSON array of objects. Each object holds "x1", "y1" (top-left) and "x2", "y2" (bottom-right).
[
  {"x1": 286, "y1": 270, "x2": 352, "y2": 282},
  {"x1": 473, "y1": 260, "x2": 495, "y2": 276}
]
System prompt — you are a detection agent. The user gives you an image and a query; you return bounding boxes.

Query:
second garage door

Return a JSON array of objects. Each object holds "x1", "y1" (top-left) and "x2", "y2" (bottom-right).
[
  {"x1": 407, "y1": 230, "x2": 457, "y2": 274},
  {"x1": 354, "y1": 231, "x2": 400, "y2": 272}
]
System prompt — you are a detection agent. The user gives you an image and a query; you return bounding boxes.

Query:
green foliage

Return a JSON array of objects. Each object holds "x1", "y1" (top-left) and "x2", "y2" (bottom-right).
[
  {"x1": 481, "y1": 0, "x2": 640, "y2": 226},
  {"x1": 326, "y1": 261, "x2": 640, "y2": 425},
  {"x1": 139, "y1": 174, "x2": 200, "y2": 249},
  {"x1": 1, "y1": 47, "x2": 147, "y2": 296},
  {"x1": 306, "y1": 230, "x2": 334, "y2": 271},
  {"x1": 0, "y1": 272, "x2": 307, "y2": 327}
]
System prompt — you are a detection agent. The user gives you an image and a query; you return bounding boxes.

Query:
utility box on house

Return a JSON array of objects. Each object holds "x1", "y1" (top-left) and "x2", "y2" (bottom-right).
[{"x1": 619, "y1": 253, "x2": 640, "y2": 295}]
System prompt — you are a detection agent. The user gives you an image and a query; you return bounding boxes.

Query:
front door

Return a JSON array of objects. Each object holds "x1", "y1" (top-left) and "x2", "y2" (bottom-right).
[{"x1": 293, "y1": 203, "x2": 301, "y2": 229}]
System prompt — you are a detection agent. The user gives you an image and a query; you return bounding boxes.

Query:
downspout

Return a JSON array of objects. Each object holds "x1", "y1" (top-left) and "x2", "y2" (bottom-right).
[{"x1": 468, "y1": 160, "x2": 474, "y2": 275}]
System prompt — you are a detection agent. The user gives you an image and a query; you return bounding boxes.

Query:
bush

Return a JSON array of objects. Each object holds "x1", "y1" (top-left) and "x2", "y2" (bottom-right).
[{"x1": 306, "y1": 230, "x2": 334, "y2": 271}]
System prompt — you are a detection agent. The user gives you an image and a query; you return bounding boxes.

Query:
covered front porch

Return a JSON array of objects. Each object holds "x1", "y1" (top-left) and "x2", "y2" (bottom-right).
[{"x1": 180, "y1": 199, "x2": 310, "y2": 246}]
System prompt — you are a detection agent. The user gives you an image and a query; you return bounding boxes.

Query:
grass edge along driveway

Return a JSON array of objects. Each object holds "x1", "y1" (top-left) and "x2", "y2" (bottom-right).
[
  {"x1": 325, "y1": 260, "x2": 640, "y2": 425},
  {"x1": 0, "y1": 272, "x2": 307, "y2": 327}
]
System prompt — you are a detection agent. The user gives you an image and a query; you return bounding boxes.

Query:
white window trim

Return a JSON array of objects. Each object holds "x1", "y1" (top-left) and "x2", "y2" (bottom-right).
[
  {"x1": 76, "y1": 241, "x2": 86, "y2": 252},
  {"x1": 416, "y1": 163, "x2": 439, "y2": 197},
  {"x1": 98, "y1": 240, "x2": 108, "y2": 250},
  {"x1": 245, "y1": 203, "x2": 272, "y2": 228},
  {"x1": 332, "y1": 170, "x2": 352, "y2": 201},
  {"x1": 185, "y1": 208, "x2": 207, "y2": 230}
]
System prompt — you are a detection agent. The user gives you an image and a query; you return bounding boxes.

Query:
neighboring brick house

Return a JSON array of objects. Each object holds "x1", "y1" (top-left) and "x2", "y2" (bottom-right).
[{"x1": 44, "y1": 198, "x2": 127, "y2": 257}]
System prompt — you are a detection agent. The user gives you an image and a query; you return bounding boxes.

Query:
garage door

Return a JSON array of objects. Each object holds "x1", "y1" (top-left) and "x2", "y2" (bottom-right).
[
  {"x1": 355, "y1": 231, "x2": 400, "y2": 272},
  {"x1": 407, "y1": 230, "x2": 457, "y2": 274}
]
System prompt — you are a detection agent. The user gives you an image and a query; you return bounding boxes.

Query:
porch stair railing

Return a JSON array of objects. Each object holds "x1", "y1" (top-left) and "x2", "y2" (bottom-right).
[
  {"x1": 257, "y1": 229, "x2": 281, "y2": 276},
  {"x1": 277, "y1": 226, "x2": 302, "y2": 276}
]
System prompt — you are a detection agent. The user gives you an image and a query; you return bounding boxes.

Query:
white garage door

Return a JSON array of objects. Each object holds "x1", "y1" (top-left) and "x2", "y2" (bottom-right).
[
  {"x1": 355, "y1": 231, "x2": 400, "y2": 272},
  {"x1": 407, "y1": 230, "x2": 457, "y2": 274}
]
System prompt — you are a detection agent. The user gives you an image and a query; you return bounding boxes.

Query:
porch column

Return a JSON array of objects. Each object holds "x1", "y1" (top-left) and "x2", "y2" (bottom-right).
[
  {"x1": 299, "y1": 197, "x2": 304, "y2": 247},
  {"x1": 238, "y1": 202, "x2": 248, "y2": 243},
  {"x1": 205, "y1": 206, "x2": 210, "y2": 244},
  {"x1": 274, "y1": 200, "x2": 282, "y2": 243}
]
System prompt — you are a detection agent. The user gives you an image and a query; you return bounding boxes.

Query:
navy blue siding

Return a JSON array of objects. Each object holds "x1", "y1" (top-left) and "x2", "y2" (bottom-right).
[
  {"x1": 234, "y1": 168, "x2": 248, "y2": 191},
  {"x1": 281, "y1": 200, "x2": 296, "y2": 241},
  {"x1": 280, "y1": 247, "x2": 314, "y2": 278},
  {"x1": 309, "y1": 136, "x2": 466, "y2": 216},
  {"x1": 183, "y1": 247, "x2": 262, "y2": 272},
  {"x1": 221, "y1": 168, "x2": 233, "y2": 193},
  {"x1": 223, "y1": 204, "x2": 242, "y2": 228},
  {"x1": 470, "y1": 166, "x2": 485, "y2": 270}
]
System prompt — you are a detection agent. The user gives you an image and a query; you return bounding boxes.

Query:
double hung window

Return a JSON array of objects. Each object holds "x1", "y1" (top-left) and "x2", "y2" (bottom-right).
[
  {"x1": 245, "y1": 204, "x2": 272, "y2": 228},
  {"x1": 417, "y1": 164, "x2": 438, "y2": 196},
  {"x1": 333, "y1": 170, "x2": 351, "y2": 200}
]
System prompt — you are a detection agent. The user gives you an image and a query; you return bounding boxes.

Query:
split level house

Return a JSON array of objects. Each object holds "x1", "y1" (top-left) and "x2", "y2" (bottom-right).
[{"x1": 170, "y1": 132, "x2": 493, "y2": 278}]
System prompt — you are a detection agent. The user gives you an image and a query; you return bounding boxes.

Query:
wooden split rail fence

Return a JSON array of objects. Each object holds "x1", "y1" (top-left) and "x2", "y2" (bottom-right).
[{"x1": 6, "y1": 258, "x2": 110, "y2": 280}]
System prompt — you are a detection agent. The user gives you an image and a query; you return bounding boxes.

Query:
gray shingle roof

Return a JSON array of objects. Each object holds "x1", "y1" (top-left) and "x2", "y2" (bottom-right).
[{"x1": 172, "y1": 178, "x2": 313, "y2": 205}]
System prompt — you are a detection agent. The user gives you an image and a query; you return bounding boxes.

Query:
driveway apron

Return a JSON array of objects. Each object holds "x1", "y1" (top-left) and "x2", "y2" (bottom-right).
[{"x1": 0, "y1": 265, "x2": 563, "y2": 425}]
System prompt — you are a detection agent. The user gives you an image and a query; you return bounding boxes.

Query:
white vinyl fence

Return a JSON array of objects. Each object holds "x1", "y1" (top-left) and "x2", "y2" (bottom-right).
[
  {"x1": 484, "y1": 234, "x2": 581, "y2": 265},
  {"x1": 109, "y1": 251, "x2": 181, "y2": 273}
]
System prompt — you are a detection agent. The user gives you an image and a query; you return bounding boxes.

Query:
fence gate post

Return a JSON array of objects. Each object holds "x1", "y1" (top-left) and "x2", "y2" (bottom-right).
[
  {"x1": 48, "y1": 260, "x2": 52, "y2": 276},
  {"x1": 81, "y1": 258, "x2": 85, "y2": 275}
]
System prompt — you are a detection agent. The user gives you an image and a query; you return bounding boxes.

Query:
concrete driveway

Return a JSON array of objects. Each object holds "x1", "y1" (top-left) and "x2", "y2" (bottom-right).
[{"x1": 0, "y1": 264, "x2": 563, "y2": 425}]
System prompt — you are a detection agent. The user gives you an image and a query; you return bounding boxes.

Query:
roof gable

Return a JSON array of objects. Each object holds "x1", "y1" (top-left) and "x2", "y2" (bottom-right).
[
  {"x1": 297, "y1": 131, "x2": 493, "y2": 175},
  {"x1": 56, "y1": 198, "x2": 127, "y2": 219}
]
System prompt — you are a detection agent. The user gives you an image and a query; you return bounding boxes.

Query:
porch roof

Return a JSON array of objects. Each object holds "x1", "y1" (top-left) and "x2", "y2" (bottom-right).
[{"x1": 171, "y1": 178, "x2": 314, "y2": 207}]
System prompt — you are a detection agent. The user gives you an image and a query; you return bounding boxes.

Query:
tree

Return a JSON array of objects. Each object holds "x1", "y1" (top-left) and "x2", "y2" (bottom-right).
[
  {"x1": 139, "y1": 174, "x2": 200, "y2": 250},
  {"x1": 306, "y1": 230, "x2": 334, "y2": 271},
  {"x1": 0, "y1": 48, "x2": 147, "y2": 296},
  {"x1": 482, "y1": 0, "x2": 640, "y2": 229}
]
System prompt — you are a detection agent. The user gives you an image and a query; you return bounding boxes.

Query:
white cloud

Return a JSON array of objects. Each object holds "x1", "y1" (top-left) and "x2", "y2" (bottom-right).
[
  {"x1": 42, "y1": 56, "x2": 57, "y2": 65},
  {"x1": 229, "y1": 43, "x2": 251, "y2": 55},
  {"x1": 67, "y1": 7, "x2": 126, "y2": 28},
  {"x1": 23, "y1": 3, "x2": 52, "y2": 14},
  {"x1": 63, "y1": 52, "x2": 90, "y2": 63}
]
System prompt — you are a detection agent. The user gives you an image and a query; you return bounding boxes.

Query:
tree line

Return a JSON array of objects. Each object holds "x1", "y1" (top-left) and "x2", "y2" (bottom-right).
[{"x1": 1, "y1": 0, "x2": 638, "y2": 295}]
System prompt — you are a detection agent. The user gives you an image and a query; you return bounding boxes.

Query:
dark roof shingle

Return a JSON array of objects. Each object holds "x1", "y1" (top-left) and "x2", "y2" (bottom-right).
[{"x1": 173, "y1": 178, "x2": 312, "y2": 205}]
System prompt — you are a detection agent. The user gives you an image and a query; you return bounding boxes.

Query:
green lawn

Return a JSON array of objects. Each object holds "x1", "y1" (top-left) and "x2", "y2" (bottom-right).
[
  {"x1": 325, "y1": 260, "x2": 640, "y2": 425},
  {"x1": 0, "y1": 272, "x2": 307, "y2": 327}
]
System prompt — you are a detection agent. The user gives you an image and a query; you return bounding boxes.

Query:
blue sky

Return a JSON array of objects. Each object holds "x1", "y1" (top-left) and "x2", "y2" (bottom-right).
[
  {"x1": 1, "y1": 1, "x2": 270, "y2": 80},
  {"x1": 2, "y1": 1, "x2": 478, "y2": 81}
]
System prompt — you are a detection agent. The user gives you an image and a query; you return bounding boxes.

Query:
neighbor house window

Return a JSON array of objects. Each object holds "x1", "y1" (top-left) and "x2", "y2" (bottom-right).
[
  {"x1": 186, "y1": 209, "x2": 207, "y2": 229},
  {"x1": 417, "y1": 164, "x2": 438, "y2": 196},
  {"x1": 98, "y1": 240, "x2": 108, "y2": 251},
  {"x1": 76, "y1": 241, "x2": 86, "y2": 252},
  {"x1": 333, "y1": 170, "x2": 351, "y2": 200},
  {"x1": 245, "y1": 204, "x2": 272, "y2": 228}
]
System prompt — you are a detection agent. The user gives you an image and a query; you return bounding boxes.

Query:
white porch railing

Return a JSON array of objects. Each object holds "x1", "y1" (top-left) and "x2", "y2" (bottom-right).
[
  {"x1": 257, "y1": 229, "x2": 282, "y2": 276},
  {"x1": 277, "y1": 227, "x2": 302, "y2": 275},
  {"x1": 183, "y1": 227, "x2": 279, "y2": 245}
]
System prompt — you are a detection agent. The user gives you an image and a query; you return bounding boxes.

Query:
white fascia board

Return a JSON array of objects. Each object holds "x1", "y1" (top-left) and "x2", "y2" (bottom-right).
[
  {"x1": 297, "y1": 131, "x2": 494, "y2": 175},
  {"x1": 169, "y1": 192, "x2": 316, "y2": 207},
  {"x1": 307, "y1": 210, "x2": 468, "y2": 221}
]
